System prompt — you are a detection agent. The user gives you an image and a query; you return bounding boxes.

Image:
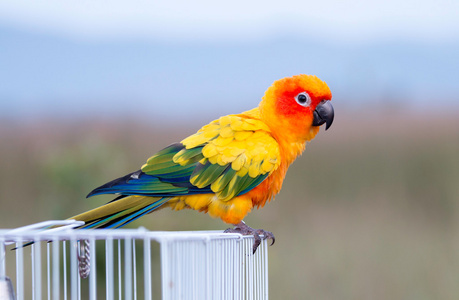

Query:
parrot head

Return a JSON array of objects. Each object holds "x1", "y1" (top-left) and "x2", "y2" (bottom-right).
[{"x1": 260, "y1": 74, "x2": 334, "y2": 143}]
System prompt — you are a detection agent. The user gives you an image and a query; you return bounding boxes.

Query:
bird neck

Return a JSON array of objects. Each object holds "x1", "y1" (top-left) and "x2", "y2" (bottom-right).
[{"x1": 239, "y1": 107, "x2": 319, "y2": 166}]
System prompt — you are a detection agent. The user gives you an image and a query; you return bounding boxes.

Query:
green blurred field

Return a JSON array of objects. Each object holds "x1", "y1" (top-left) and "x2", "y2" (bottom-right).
[{"x1": 1, "y1": 111, "x2": 458, "y2": 299}]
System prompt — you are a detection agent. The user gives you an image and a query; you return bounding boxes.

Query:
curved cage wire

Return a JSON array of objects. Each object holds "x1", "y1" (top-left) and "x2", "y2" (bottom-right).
[{"x1": 0, "y1": 220, "x2": 269, "y2": 300}]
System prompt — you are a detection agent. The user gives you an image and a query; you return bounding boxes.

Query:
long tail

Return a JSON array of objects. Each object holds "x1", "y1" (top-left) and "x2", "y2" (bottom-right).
[
  {"x1": 12, "y1": 196, "x2": 169, "y2": 250},
  {"x1": 70, "y1": 196, "x2": 170, "y2": 229}
]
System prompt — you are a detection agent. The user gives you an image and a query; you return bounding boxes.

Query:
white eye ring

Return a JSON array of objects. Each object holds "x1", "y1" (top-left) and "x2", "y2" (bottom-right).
[{"x1": 295, "y1": 92, "x2": 311, "y2": 107}]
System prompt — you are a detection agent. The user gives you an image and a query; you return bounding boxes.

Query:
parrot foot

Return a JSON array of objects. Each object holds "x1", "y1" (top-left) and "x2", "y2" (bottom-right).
[{"x1": 224, "y1": 221, "x2": 275, "y2": 254}]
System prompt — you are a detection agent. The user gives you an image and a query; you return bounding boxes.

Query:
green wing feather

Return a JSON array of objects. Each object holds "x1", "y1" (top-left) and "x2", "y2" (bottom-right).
[{"x1": 90, "y1": 114, "x2": 281, "y2": 201}]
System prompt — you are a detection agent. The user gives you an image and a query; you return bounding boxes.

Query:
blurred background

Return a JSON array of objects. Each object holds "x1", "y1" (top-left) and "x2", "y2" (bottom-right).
[{"x1": 1, "y1": 0, "x2": 459, "y2": 298}]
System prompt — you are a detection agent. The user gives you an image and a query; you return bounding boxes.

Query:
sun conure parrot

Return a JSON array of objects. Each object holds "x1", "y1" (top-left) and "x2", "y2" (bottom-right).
[{"x1": 70, "y1": 74, "x2": 334, "y2": 253}]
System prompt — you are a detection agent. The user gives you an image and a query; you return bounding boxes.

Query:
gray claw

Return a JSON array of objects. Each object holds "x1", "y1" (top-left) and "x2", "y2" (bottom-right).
[{"x1": 225, "y1": 221, "x2": 275, "y2": 254}]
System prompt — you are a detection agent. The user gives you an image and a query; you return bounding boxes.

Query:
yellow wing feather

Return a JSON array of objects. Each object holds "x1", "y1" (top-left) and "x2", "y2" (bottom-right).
[{"x1": 179, "y1": 112, "x2": 281, "y2": 200}]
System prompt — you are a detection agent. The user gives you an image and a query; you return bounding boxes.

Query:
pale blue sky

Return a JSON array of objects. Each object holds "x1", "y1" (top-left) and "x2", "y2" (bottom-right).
[
  {"x1": 0, "y1": 0, "x2": 458, "y2": 120},
  {"x1": 1, "y1": 0, "x2": 458, "y2": 43}
]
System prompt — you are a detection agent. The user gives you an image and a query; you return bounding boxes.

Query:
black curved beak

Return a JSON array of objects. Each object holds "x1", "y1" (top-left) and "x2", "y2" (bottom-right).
[{"x1": 312, "y1": 100, "x2": 334, "y2": 130}]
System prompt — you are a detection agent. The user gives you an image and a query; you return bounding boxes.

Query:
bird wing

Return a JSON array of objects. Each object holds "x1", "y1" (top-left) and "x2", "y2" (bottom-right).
[{"x1": 87, "y1": 114, "x2": 281, "y2": 201}]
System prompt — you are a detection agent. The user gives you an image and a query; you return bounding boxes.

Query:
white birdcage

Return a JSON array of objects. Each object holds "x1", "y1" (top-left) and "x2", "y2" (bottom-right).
[{"x1": 0, "y1": 220, "x2": 269, "y2": 300}]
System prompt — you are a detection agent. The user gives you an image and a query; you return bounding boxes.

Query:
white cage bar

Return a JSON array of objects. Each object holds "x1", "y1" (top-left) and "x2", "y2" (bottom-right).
[{"x1": 0, "y1": 220, "x2": 269, "y2": 300}]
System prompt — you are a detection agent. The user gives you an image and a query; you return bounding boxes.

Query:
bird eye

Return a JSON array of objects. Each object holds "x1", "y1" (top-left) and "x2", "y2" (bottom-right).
[{"x1": 295, "y1": 92, "x2": 311, "y2": 107}]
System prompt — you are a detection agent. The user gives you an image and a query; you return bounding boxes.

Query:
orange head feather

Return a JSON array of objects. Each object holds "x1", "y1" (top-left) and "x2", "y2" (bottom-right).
[{"x1": 259, "y1": 74, "x2": 332, "y2": 144}]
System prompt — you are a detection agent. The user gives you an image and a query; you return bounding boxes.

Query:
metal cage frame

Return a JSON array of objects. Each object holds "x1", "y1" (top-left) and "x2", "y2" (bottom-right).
[{"x1": 0, "y1": 220, "x2": 269, "y2": 300}]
